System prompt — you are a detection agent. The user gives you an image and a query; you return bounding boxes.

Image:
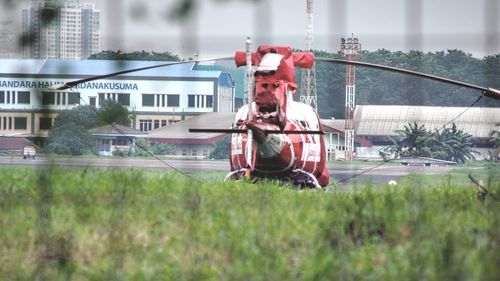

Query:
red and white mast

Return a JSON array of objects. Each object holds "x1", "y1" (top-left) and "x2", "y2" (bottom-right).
[
  {"x1": 245, "y1": 37, "x2": 254, "y2": 177},
  {"x1": 340, "y1": 35, "x2": 361, "y2": 161},
  {"x1": 299, "y1": 0, "x2": 318, "y2": 111}
]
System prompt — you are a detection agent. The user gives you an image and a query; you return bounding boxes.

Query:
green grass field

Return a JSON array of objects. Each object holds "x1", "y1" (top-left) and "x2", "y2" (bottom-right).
[{"x1": 0, "y1": 165, "x2": 498, "y2": 281}]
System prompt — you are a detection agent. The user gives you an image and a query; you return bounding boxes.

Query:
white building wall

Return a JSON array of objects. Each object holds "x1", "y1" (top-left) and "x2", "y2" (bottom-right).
[
  {"x1": 173, "y1": 143, "x2": 215, "y2": 159},
  {"x1": 0, "y1": 78, "x2": 217, "y2": 111},
  {"x1": 323, "y1": 132, "x2": 346, "y2": 160},
  {"x1": 355, "y1": 146, "x2": 493, "y2": 161},
  {"x1": 0, "y1": 76, "x2": 234, "y2": 135},
  {"x1": 218, "y1": 86, "x2": 234, "y2": 113}
]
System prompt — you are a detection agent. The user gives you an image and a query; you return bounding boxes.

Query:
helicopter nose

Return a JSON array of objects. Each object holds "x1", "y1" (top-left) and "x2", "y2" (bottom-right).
[
  {"x1": 257, "y1": 82, "x2": 280, "y2": 91},
  {"x1": 247, "y1": 124, "x2": 284, "y2": 158}
]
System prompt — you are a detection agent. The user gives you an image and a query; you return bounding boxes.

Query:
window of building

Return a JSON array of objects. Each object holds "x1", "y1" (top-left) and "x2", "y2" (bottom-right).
[
  {"x1": 14, "y1": 117, "x2": 27, "y2": 130},
  {"x1": 188, "y1": 95, "x2": 196, "y2": 107},
  {"x1": 39, "y1": 117, "x2": 53, "y2": 130},
  {"x1": 99, "y1": 93, "x2": 130, "y2": 106},
  {"x1": 142, "y1": 94, "x2": 154, "y2": 107},
  {"x1": 187, "y1": 94, "x2": 212, "y2": 108},
  {"x1": 147, "y1": 94, "x2": 181, "y2": 108},
  {"x1": 118, "y1": 94, "x2": 130, "y2": 106},
  {"x1": 154, "y1": 120, "x2": 160, "y2": 129},
  {"x1": 206, "y1": 95, "x2": 213, "y2": 108},
  {"x1": 89, "y1": 97, "x2": 96, "y2": 107},
  {"x1": 98, "y1": 93, "x2": 130, "y2": 106},
  {"x1": 98, "y1": 93, "x2": 105, "y2": 105},
  {"x1": 100, "y1": 139, "x2": 110, "y2": 152},
  {"x1": 42, "y1": 91, "x2": 78, "y2": 106},
  {"x1": 17, "y1": 91, "x2": 30, "y2": 104},
  {"x1": 67, "y1": 92, "x2": 80, "y2": 105},
  {"x1": 112, "y1": 137, "x2": 129, "y2": 146},
  {"x1": 139, "y1": 119, "x2": 153, "y2": 132},
  {"x1": 42, "y1": 92, "x2": 55, "y2": 105},
  {"x1": 167, "y1": 95, "x2": 180, "y2": 107},
  {"x1": 0, "y1": 91, "x2": 29, "y2": 105}
]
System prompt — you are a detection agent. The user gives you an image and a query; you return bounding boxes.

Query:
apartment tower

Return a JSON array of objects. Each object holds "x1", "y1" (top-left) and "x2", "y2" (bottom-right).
[{"x1": 22, "y1": 0, "x2": 100, "y2": 60}]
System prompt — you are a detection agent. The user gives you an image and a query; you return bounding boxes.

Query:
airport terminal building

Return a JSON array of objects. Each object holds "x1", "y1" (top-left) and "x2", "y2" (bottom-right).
[{"x1": 0, "y1": 59, "x2": 235, "y2": 141}]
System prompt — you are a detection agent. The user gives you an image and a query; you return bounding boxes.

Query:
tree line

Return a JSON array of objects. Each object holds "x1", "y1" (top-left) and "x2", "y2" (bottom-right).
[
  {"x1": 88, "y1": 50, "x2": 181, "y2": 61},
  {"x1": 90, "y1": 49, "x2": 500, "y2": 119},
  {"x1": 308, "y1": 49, "x2": 500, "y2": 118}
]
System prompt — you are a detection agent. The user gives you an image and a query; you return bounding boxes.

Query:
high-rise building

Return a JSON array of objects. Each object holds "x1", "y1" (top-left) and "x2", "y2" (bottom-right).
[
  {"x1": 22, "y1": 0, "x2": 100, "y2": 60},
  {"x1": 0, "y1": 21, "x2": 16, "y2": 58}
]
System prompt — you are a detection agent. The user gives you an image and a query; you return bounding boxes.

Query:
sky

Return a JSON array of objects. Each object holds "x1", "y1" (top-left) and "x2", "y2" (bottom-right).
[{"x1": 1, "y1": 0, "x2": 499, "y2": 58}]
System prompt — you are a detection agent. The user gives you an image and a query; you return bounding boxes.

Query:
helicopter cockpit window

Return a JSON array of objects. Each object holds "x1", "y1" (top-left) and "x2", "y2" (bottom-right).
[
  {"x1": 299, "y1": 120, "x2": 309, "y2": 129},
  {"x1": 254, "y1": 81, "x2": 284, "y2": 117},
  {"x1": 254, "y1": 71, "x2": 276, "y2": 78}
]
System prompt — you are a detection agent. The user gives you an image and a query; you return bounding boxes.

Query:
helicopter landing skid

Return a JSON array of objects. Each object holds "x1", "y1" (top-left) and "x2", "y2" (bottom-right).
[
  {"x1": 290, "y1": 169, "x2": 321, "y2": 189},
  {"x1": 224, "y1": 169, "x2": 247, "y2": 182},
  {"x1": 224, "y1": 168, "x2": 322, "y2": 189}
]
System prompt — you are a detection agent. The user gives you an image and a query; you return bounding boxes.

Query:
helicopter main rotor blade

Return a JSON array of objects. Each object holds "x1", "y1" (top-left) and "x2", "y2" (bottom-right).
[
  {"x1": 48, "y1": 56, "x2": 234, "y2": 90},
  {"x1": 315, "y1": 57, "x2": 500, "y2": 100},
  {"x1": 189, "y1": 129, "x2": 324, "y2": 135}
]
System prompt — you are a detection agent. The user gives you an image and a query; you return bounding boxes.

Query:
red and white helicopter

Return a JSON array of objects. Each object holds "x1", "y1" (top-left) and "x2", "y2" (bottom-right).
[
  {"x1": 51, "y1": 39, "x2": 500, "y2": 188},
  {"x1": 191, "y1": 42, "x2": 329, "y2": 187}
]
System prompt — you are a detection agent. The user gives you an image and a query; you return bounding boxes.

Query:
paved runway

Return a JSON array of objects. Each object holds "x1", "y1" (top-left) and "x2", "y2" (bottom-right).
[
  {"x1": 0, "y1": 156, "x2": 452, "y2": 185},
  {"x1": 329, "y1": 163, "x2": 451, "y2": 185}
]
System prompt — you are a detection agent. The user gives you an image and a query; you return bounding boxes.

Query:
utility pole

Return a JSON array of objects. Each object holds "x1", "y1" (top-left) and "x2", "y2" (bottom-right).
[
  {"x1": 299, "y1": 0, "x2": 318, "y2": 111},
  {"x1": 340, "y1": 35, "x2": 361, "y2": 161}
]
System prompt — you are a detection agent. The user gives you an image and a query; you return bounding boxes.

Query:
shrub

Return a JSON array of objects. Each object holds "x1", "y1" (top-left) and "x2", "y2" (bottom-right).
[
  {"x1": 44, "y1": 143, "x2": 71, "y2": 155},
  {"x1": 151, "y1": 142, "x2": 176, "y2": 155}
]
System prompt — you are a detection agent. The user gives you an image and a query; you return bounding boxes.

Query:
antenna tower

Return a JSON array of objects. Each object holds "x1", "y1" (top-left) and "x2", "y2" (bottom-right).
[
  {"x1": 340, "y1": 35, "x2": 361, "y2": 161},
  {"x1": 299, "y1": 0, "x2": 318, "y2": 111}
]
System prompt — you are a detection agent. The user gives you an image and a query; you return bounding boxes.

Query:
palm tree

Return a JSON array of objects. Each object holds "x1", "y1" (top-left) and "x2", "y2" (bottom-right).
[
  {"x1": 489, "y1": 129, "x2": 500, "y2": 162},
  {"x1": 383, "y1": 122, "x2": 477, "y2": 163},
  {"x1": 434, "y1": 123, "x2": 477, "y2": 163},
  {"x1": 392, "y1": 122, "x2": 433, "y2": 158}
]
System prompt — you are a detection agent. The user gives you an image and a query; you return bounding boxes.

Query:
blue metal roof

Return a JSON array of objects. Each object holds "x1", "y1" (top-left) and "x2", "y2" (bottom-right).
[
  {"x1": 194, "y1": 64, "x2": 244, "y2": 98},
  {"x1": 0, "y1": 59, "x2": 224, "y2": 79},
  {"x1": 218, "y1": 73, "x2": 234, "y2": 87}
]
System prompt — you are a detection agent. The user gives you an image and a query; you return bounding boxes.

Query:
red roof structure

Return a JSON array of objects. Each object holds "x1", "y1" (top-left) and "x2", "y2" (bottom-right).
[
  {"x1": 0, "y1": 137, "x2": 38, "y2": 151},
  {"x1": 147, "y1": 112, "x2": 235, "y2": 145}
]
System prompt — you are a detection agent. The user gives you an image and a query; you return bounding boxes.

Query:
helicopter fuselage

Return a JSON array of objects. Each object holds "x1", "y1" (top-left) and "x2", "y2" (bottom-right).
[{"x1": 228, "y1": 96, "x2": 329, "y2": 188}]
